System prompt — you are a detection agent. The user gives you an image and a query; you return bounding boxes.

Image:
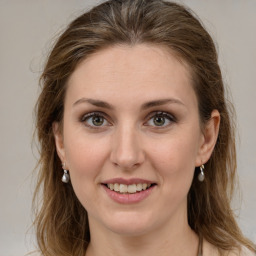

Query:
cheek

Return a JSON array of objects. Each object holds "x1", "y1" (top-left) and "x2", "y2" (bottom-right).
[
  {"x1": 63, "y1": 131, "x2": 111, "y2": 209},
  {"x1": 64, "y1": 129, "x2": 110, "y2": 181},
  {"x1": 148, "y1": 132, "x2": 200, "y2": 192},
  {"x1": 151, "y1": 134, "x2": 199, "y2": 170}
]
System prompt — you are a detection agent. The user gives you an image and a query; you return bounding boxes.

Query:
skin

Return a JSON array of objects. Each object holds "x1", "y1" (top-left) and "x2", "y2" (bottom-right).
[{"x1": 54, "y1": 44, "x2": 220, "y2": 256}]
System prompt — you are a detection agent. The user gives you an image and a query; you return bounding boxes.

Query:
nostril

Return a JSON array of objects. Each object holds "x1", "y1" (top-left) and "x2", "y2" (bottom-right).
[
  {"x1": 110, "y1": 152, "x2": 145, "y2": 170},
  {"x1": 110, "y1": 133, "x2": 145, "y2": 169}
]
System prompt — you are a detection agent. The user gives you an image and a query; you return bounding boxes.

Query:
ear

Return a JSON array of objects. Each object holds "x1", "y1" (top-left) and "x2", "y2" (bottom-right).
[
  {"x1": 195, "y1": 109, "x2": 220, "y2": 166},
  {"x1": 52, "y1": 122, "x2": 66, "y2": 165}
]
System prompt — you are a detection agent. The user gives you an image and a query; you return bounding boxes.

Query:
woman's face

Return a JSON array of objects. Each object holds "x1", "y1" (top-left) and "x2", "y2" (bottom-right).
[{"x1": 54, "y1": 44, "x2": 216, "y2": 236}]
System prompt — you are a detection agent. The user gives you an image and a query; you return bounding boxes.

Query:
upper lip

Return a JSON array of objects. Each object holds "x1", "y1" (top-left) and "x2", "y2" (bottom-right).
[{"x1": 101, "y1": 178, "x2": 156, "y2": 185}]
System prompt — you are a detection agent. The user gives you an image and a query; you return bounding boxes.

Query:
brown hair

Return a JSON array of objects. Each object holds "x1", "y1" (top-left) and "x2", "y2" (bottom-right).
[{"x1": 34, "y1": 0, "x2": 255, "y2": 255}]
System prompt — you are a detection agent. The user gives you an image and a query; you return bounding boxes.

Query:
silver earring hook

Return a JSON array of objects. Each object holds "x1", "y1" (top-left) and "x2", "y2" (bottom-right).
[
  {"x1": 61, "y1": 163, "x2": 70, "y2": 183},
  {"x1": 198, "y1": 164, "x2": 205, "y2": 182}
]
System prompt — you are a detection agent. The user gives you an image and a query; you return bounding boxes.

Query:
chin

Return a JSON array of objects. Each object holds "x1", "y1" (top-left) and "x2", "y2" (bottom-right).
[
  {"x1": 109, "y1": 223, "x2": 152, "y2": 237},
  {"x1": 102, "y1": 211, "x2": 155, "y2": 236}
]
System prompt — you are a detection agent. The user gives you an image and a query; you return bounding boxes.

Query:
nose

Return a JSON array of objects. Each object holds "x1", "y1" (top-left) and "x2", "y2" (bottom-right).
[{"x1": 110, "y1": 124, "x2": 145, "y2": 171}]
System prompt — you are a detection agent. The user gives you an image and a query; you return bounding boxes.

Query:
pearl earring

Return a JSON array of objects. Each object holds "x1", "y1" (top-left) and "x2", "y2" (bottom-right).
[
  {"x1": 61, "y1": 163, "x2": 70, "y2": 183},
  {"x1": 198, "y1": 164, "x2": 205, "y2": 182}
]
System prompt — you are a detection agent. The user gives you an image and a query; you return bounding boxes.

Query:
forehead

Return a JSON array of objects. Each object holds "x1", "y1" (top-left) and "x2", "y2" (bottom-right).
[{"x1": 66, "y1": 44, "x2": 197, "y2": 108}]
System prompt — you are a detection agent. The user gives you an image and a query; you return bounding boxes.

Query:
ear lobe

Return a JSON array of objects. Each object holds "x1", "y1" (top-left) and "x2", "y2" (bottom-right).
[
  {"x1": 196, "y1": 110, "x2": 220, "y2": 166},
  {"x1": 52, "y1": 122, "x2": 66, "y2": 163}
]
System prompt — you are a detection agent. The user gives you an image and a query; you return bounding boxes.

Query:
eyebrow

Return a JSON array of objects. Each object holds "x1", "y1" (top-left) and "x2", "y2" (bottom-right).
[
  {"x1": 73, "y1": 98, "x2": 114, "y2": 109},
  {"x1": 141, "y1": 98, "x2": 185, "y2": 110},
  {"x1": 73, "y1": 97, "x2": 184, "y2": 110}
]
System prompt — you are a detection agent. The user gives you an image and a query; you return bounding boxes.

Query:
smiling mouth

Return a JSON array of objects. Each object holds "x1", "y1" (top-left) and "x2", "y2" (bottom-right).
[{"x1": 103, "y1": 183, "x2": 156, "y2": 194}]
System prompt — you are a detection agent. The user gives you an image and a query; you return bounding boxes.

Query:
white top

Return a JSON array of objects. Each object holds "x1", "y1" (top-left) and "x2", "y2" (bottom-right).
[{"x1": 241, "y1": 246, "x2": 256, "y2": 256}]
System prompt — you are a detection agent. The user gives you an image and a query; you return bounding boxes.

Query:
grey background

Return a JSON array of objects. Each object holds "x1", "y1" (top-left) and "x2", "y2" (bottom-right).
[{"x1": 0, "y1": 1, "x2": 255, "y2": 255}]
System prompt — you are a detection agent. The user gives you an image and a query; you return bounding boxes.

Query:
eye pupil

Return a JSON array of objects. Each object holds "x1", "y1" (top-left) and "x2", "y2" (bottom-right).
[
  {"x1": 154, "y1": 116, "x2": 165, "y2": 126},
  {"x1": 92, "y1": 116, "x2": 104, "y2": 126}
]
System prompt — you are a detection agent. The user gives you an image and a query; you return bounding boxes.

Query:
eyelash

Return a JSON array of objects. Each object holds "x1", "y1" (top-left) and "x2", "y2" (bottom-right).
[
  {"x1": 145, "y1": 111, "x2": 176, "y2": 128},
  {"x1": 80, "y1": 111, "x2": 176, "y2": 129},
  {"x1": 80, "y1": 111, "x2": 110, "y2": 129}
]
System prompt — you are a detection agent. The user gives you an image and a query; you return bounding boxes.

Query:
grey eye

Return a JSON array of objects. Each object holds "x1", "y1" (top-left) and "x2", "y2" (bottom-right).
[
  {"x1": 146, "y1": 112, "x2": 175, "y2": 127},
  {"x1": 153, "y1": 116, "x2": 166, "y2": 126},
  {"x1": 82, "y1": 113, "x2": 109, "y2": 128},
  {"x1": 91, "y1": 116, "x2": 105, "y2": 126}
]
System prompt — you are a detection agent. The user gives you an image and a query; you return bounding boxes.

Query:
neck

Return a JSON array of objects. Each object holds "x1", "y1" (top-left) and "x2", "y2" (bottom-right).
[{"x1": 85, "y1": 215, "x2": 199, "y2": 256}]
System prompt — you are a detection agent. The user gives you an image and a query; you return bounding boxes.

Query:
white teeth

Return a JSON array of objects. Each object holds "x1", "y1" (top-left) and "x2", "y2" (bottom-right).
[
  {"x1": 136, "y1": 183, "x2": 142, "y2": 191},
  {"x1": 114, "y1": 183, "x2": 120, "y2": 192},
  {"x1": 127, "y1": 184, "x2": 137, "y2": 193},
  {"x1": 120, "y1": 184, "x2": 128, "y2": 193},
  {"x1": 106, "y1": 183, "x2": 153, "y2": 193},
  {"x1": 142, "y1": 183, "x2": 148, "y2": 190}
]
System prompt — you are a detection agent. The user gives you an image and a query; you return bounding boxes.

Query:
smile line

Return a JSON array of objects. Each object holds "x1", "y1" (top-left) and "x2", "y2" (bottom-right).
[{"x1": 102, "y1": 183, "x2": 156, "y2": 194}]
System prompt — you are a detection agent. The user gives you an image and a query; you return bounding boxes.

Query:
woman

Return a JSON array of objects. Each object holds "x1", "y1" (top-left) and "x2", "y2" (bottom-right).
[{"x1": 34, "y1": 0, "x2": 256, "y2": 255}]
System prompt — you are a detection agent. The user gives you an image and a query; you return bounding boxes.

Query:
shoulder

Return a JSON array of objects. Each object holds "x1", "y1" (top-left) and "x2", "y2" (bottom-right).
[
  {"x1": 226, "y1": 246, "x2": 256, "y2": 256},
  {"x1": 26, "y1": 251, "x2": 42, "y2": 256},
  {"x1": 202, "y1": 238, "x2": 219, "y2": 256},
  {"x1": 203, "y1": 239, "x2": 255, "y2": 256},
  {"x1": 239, "y1": 246, "x2": 256, "y2": 256}
]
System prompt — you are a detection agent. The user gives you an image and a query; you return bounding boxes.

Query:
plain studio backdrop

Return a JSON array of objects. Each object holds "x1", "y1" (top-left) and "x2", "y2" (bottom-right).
[{"x1": 0, "y1": 1, "x2": 255, "y2": 255}]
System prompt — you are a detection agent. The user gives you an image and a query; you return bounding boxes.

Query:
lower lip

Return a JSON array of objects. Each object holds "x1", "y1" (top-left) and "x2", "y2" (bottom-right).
[{"x1": 102, "y1": 185, "x2": 155, "y2": 204}]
